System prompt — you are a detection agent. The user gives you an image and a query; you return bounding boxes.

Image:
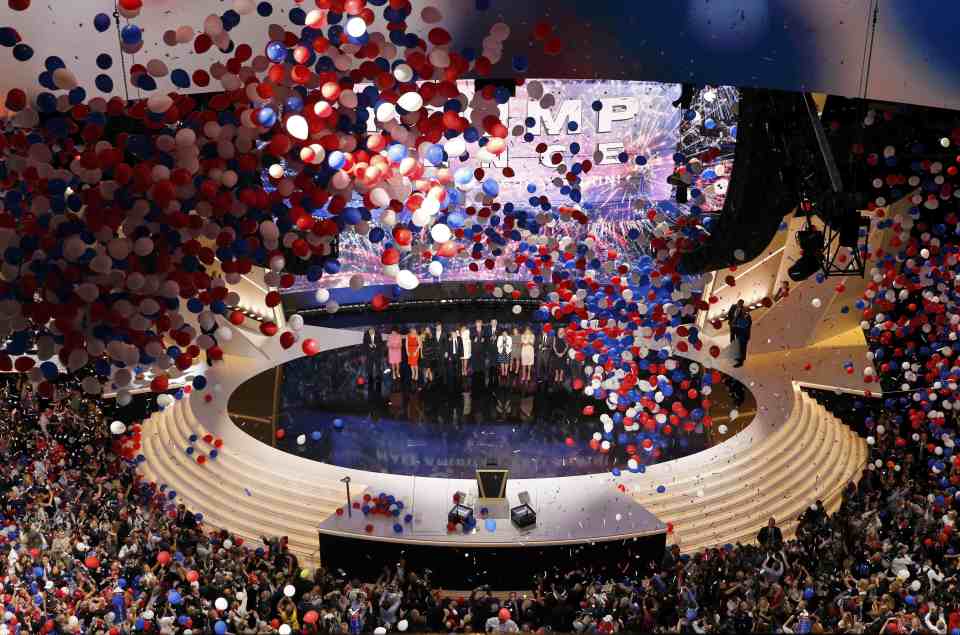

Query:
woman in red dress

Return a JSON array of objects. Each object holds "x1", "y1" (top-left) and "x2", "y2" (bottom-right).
[{"x1": 405, "y1": 327, "x2": 421, "y2": 382}]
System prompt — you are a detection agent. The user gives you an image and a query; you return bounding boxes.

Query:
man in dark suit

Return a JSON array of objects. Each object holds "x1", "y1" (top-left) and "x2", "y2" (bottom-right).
[
  {"x1": 757, "y1": 517, "x2": 783, "y2": 552},
  {"x1": 362, "y1": 327, "x2": 384, "y2": 391},
  {"x1": 471, "y1": 319, "x2": 488, "y2": 387},
  {"x1": 535, "y1": 327, "x2": 553, "y2": 383},
  {"x1": 445, "y1": 323, "x2": 461, "y2": 386},
  {"x1": 732, "y1": 308, "x2": 752, "y2": 368},
  {"x1": 726, "y1": 299, "x2": 745, "y2": 343}
]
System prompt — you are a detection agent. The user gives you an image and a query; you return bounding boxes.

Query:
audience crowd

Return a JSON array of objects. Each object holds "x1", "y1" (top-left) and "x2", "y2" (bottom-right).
[{"x1": 0, "y1": 369, "x2": 956, "y2": 634}]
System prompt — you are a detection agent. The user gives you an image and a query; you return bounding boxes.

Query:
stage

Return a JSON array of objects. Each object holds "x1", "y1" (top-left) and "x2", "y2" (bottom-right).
[{"x1": 137, "y1": 292, "x2": 869, "y2": 586}]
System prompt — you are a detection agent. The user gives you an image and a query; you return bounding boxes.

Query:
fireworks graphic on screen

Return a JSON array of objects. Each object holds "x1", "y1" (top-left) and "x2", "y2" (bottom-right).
[{"x1": 288, "y1": 81, "x2": 738, "y2": 291}]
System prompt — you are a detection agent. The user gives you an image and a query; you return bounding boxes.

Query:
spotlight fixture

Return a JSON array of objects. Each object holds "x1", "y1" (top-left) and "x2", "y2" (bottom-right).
[
  {"x1": 667, "y1": 172, "x2": 689, "y2": 204},
  {"x1": 672, "y1": 83, "x2": 696, "y2": 111},
  {"x1": 787, "y1": 227, "x2": 824, "y2": 282}
]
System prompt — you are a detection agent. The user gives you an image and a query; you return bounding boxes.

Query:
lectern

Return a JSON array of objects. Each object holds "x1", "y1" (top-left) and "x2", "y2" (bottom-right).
[{"x1": 475, "y1": 467, "x2": 509, "y2": 499}]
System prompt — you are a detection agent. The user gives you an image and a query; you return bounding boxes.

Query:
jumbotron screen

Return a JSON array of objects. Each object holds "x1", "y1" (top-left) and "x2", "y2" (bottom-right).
[{"x1": 291, "y1": 80, "x2": 738, "y2": 290}]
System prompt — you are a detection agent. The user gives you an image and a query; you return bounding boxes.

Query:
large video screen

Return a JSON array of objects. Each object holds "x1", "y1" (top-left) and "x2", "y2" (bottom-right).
[{"x1": 293, "y1": 80, "x2": 738, "y2": 290}]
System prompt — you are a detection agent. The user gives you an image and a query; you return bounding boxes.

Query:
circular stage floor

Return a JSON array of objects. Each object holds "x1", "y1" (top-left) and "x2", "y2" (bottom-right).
[{"x1": 229, "y1": 320, "x2": 755, "y2": 479}]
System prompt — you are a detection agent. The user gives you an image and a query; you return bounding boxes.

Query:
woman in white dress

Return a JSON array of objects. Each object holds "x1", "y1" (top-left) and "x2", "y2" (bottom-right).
[
  {"x1": 520, "y1": 327, "x2": 535, "y2": 382},
  {"x1": 496, "y1": 328, "x2": 512, "y2": 379},
  {"x1": 459, "y1": 325, "x2": 472, "y2": 377}
]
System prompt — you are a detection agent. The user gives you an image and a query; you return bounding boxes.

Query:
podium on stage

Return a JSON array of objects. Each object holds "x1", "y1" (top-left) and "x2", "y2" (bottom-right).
[{"x1": 475, "y1": 467, "x2": 509, "y2": 499}]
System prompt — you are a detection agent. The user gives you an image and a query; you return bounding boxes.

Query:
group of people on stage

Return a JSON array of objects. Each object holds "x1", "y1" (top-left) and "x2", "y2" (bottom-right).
[{"x1": 361, "y1": 320, "x2": 574, "y2": 388}]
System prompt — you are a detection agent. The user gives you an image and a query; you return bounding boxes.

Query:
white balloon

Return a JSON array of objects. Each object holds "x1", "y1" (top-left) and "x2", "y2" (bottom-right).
[
  {"x1": 397, "y1": 620, "x2": 409, "y2": 632},
  {"x1": 397, "y1": 92, "x2": 423, "y2": 112},
  {"x1": 288, "y1": 314, "x2": 304, "y2": 331},
  {"x1": 110, "y1": 420, "x2": 126, "y2": 435},
  {"x1": 296, "y1": 434, "x2": 306, "y2": 445},
  {"x1": 345, "y1": 16, "x2": 367, "y2": 37},
  {"x1": 279, "y1": 626, "x2": 292, "y2": 635},
  {"x1": 396, "y1": 270, "x2": 419, "y2": 290},
  {"x1": 430, "y1": 223, "x2": 452, "y2": 243},
  {"x1": 315, "y1": 288, "x2": 331, "y2": 304},
  {"x1": 283, "y1": 585, "x2": 296, "y2": 598},
  {"x1": 214, "y1": 597, "x2": 228, "y2": 611},
  {"x1": 286, "y1": 115, "x2": 309, "y2": 140},
  {"x1": 718, "y1": 424, "x2": 728, "y2": 434},
  {"x1": 428, "y1": 260, "x2": 444, "y2": 277}
]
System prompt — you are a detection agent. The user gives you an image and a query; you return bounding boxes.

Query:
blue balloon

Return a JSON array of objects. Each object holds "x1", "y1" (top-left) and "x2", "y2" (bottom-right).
[
  {"x1": 95, "y1": 74, "x2": 114, "y2": 93},
  {"x1": 168, "y1": 590, "x2": 182, "y2": 605},
  {"x1": 171, "y1": 69, "x2": 191, "y2": 88},
  {"x1": 386, "y1": 143, "x2": 407, "y2": 162},
  {"x1": 94, "y1": 13, "x2": 112, "y2": 32},
  {"x1": 0, "y1": 27, "x2": 19, "y2": 47},
  {"x1": 453, "y1": 166, "x2": 473, "y2": 185},
  {"x1": 266, "y1": 41, "x2": 287, "y2": 63},
  {"x1": 39, "y1": 361, "x2": 58, "y2": 380},
  {"x1": 328, "y1": 151, "x2": 346, "y2": 169},
  {"x1": 12, "y1": 44, "x2": 32, "y2": 62},
  {"x1": 214, "y1": 620, "x2": 227, "y2": 635},
  {"x1": 481, "y1": 179, "x2": 500, "y2": 197},
  {"x1": 426, "y1": 144, "x2": 445, "y2": 165},
  {"x1": 121, "y1": 24, "x2": 142, "y2": 45},
  {"x1": 256, "y1": 107, "x2": 277, "y2": 127},
  {"x1": 192, "y1": 375, "x2": 207, "y2": 390},
  {"x1": 484, "y1": 518, "x2": 496, "y2": 532}
]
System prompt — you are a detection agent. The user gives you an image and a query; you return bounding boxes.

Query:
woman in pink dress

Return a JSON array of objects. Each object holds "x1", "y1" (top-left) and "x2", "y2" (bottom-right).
[{"x1": 386, "y1": 327, "x2": 403, "y2": 380}]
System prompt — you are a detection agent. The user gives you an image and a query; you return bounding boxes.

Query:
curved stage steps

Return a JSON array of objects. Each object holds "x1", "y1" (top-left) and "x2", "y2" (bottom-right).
[
  {"x1": 632, "y1": 386, "x2": 866, "y2": 552},
  {"x1": 141, "y1": 328, "x2": 867, "y2": 558}
]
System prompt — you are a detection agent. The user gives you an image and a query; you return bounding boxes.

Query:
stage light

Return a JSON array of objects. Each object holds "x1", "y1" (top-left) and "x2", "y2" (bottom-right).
[
  {"x1": 667, "y1": 173, "x2": 689, "y2": 204},
  {"x1": 672, "y1": 83, "x2": 696, "y2": 110},
  {"x1": 788, "y1": 228, "x2": 824, "y2": 282}
]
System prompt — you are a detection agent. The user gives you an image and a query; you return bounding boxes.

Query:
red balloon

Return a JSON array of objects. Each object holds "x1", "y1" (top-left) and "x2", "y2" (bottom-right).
[
  {"x1": 260, "y1": 322, "x2": 278, "y2": 336},
  {"x1": 8, "y1": 0, "x2": 30, "y2": 10},
  {"x1": 119, "y1": 0, "x2": 142, "y2": 8},
  {"x1": 150, "y1": 376, "x2": 169, "y2": 392},
  {"x1": 84, "y1": 556, "x2": 100, "y2": 569},
  {"x1": 157, "y1": 550, "x2": 171, "y2": 565},
  {"x1": 275, "y1": 428, "x2": 285, "y2": 439},
  {"x1": 302, "y1": 338, "x2": 320, "y2": 356},
  {"x1": 371, "y1": 293, "x2": 390, "y2": 311},
  {"x1": 186, "y1": 570, "x2": 199, "y2": 582},
  {"x1": 229, "y1": 310, "x2": 245, "y2": 325},
  {"x1": 392, "y1": 226, "x2": 412, "y2": 246},
  {"x1": 304, "y1": 611, "x2": 319, "y2": 625},
  {"x1": 381, "y1": 247, "x2": 400, "y2": 265},
  {"x1": 279, "y1": 331, "x2": 296, "y2": 349}
]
